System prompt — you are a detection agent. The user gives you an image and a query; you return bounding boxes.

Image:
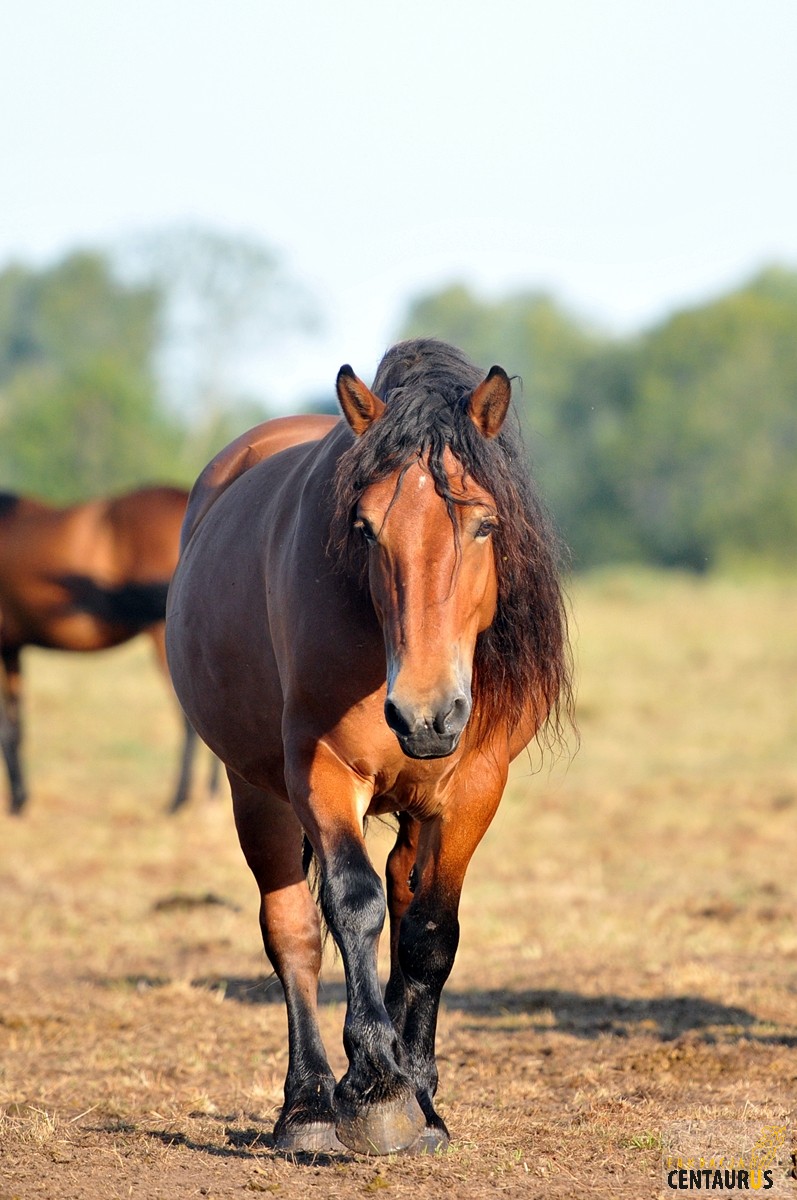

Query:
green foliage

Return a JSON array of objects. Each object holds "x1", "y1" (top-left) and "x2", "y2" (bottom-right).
[
  {"x1": 0, "y1": 250, "x2": 158, "y2": 386},
  {"x1": 0, "y1": 235, "x2": 303, "y2": 503},
  {"x1": 398, "y1": 269, "x2": 797, "y2": 570},
  {"x1": 1, "y1": 358, "x2": 183, "y2": 503},
  {"x1": 623, "y1": 273, "x2": 797, "y2": 568},
  {"x1": 0, "y1": 250, "x2": 184, "y2": 501},
  {"x1": 3, "y1": 242, "x2": 795, "y2": 571}
]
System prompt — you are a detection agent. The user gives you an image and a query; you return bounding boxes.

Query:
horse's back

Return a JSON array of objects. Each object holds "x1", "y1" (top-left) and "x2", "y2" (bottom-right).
[
  {"x1": 181, "y1": 414, "x2": 340, "y2": 548},
  {"x1": 0, "y1": 487, "x2": 187, "y2": 651},
  {"x1": 0, "y1": 497, "x2": 91, "y2": 633},
  {"x1": 104, "y1": 486, "x2": 188, "y2": 580}
]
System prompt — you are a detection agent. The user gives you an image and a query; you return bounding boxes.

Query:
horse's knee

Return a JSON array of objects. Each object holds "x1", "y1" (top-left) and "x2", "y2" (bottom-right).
[{"x1": 321, "y1": 854, "x2": 386, "y2": 946}]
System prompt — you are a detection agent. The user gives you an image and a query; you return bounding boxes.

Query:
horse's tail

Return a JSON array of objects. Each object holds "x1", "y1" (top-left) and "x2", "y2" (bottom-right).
[{"x1": 302, "y1": 833, "x2": 315, "y2": 880}]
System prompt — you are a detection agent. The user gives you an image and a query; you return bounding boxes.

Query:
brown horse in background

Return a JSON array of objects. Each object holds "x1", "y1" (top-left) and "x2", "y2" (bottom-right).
[
  {"x1": 0, "y1": 485, "x2": 211, "y2": 815},
  {"x1": 166, "y1": 339, "x2": 572, "y2": 1155}
]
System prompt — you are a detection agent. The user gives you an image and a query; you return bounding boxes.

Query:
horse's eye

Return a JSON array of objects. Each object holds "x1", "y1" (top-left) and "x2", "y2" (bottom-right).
[
  {"x1": 475, "y1": 519, "x2": 498, "y2": 540},
  {"x1": 353, "y1": 517, "x2": 377, "y2": 544}
]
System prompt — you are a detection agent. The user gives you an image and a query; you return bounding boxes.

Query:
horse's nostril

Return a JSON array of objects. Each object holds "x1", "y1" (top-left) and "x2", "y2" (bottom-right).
[
  {"x1": 435, "y1": 693, "x2": 471, "y2": 736},
  {"x1": 384, "y1": 697, "x2": 413, "y2": 737}
]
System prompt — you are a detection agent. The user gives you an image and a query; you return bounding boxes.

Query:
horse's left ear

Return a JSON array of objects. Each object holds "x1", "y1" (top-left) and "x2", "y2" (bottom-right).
[
  {"x1": 337, "y1": 365, "x2": 386, "y2": 436},
  {"x1": 468, "y1": 365, "x2": 512, "y2": 439}
]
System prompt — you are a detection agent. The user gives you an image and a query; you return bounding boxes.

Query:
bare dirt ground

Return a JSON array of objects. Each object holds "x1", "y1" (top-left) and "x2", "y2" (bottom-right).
[{"x1": 1, "y1": 572, "x2": 796, "y2": 1198}]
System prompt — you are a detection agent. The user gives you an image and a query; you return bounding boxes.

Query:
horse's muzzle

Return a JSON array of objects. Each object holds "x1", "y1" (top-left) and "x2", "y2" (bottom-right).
[{"x1": 384, "y1": 691, "x2": 471, "y2": 759}]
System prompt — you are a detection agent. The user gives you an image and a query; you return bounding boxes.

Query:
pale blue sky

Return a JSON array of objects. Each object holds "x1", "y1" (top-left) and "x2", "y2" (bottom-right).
[{"x1": 2, "y1": 0, "x2": 796, "y2": 403}]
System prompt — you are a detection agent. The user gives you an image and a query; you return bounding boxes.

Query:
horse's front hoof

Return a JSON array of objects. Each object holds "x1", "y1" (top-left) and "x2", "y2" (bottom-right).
[
  {"x1": 274, "y1": 1120, "x2": 346, "y2": 1154},
  {"x1": 335, "y1": 1093, "x2": 426, "y2": 1155}
]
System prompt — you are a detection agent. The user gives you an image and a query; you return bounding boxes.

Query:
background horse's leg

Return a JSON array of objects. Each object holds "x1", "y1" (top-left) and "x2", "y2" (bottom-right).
[
  {"x1": 207, "y1": 752, "x2": 221, "y2": 798},
  {"x1": 169, "y1": 713, "x2": 221, "y2": 812},
  {"x1": 288, "y1": 747, "x2": 425, "y2": 1155},
  {"x1": 229, "y1": 773, "x2": 342, "y2": 1152},
  {"x1": 167, "y1": 712, "x2": 198, "y2": 813},
  {"x1": 148, "y1": 623, "x2": 210, "y2": 812},
  {"x1": 1, "y1": 647, "x2": 27, "y2": 815},
  {"x1": 386, "y1": 770, "x2": 507, "y2": 1150}
]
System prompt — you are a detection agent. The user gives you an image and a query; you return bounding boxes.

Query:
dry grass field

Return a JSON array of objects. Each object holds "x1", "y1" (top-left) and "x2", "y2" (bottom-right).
[{"x1": 1, "y1": 571, "x2": 796, "y2": 1199}]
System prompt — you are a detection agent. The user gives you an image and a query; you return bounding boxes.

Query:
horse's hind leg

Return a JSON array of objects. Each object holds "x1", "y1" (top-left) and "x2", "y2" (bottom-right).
[
  {"x1": 384, "y1": 814, "x2": 420, "y2": 1035},
  {"x1": 230, "y1": 773, "x2": 342, "y2": 1152},
  {"x1": 1, "y1": 648, "x2": 27, "y2": 815}
]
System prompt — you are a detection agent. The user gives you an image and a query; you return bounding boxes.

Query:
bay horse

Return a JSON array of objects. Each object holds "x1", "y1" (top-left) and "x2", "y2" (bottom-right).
[
  {"x1": 0, "y1": 485, "x2": 211, "y2": 815},
  {"x1": 166, "y1": 339, "x2": 572, "y2": 1155}
]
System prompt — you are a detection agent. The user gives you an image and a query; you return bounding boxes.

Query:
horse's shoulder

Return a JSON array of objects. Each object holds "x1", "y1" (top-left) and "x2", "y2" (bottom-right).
[{"x1": 181, "y1": 414, "x2": 340, "y2": 548}]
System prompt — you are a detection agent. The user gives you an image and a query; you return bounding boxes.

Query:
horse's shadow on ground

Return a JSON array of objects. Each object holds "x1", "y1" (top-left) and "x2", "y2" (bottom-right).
[
  {"x1": 140, "y1": 1124, "x2": 351, "y2": 1165},
  {"x1": 92, "y1": 1122, "x2": 355, "y2": 1166},
  {"x1": 111, "y1": 973, "x2": 797, "y2": 1047}
]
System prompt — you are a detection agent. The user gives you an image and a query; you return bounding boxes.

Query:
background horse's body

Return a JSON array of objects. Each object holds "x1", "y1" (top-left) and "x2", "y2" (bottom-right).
[
  {"x1": 0, "y1": 485, "x2": 205, "y2": 813},
  {"x1": 167, "y1": 339, "x2": 571, "y2": 1155}
]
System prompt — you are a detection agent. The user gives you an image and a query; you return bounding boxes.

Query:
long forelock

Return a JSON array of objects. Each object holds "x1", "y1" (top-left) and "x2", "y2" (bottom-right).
[{"x1": 331, "y1": 382, "x2": 507, "y2": 577}]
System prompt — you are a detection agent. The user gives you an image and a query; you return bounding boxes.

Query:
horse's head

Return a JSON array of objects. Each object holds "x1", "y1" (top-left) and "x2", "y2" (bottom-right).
[{"x1": 336, "y1": 363, "x2": 511, "y2": 759}]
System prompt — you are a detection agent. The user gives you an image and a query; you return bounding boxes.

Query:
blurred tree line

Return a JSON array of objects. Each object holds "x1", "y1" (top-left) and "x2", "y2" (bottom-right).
[
  {"x1": 400, "y1": 269, "x2": 797, "y2": 570},
  {"x1": 0, "y1": 250, "x2": 177, "y2": 500},
  {"x1": 1, "y1": 232, "x2": 795, "y2": 571},
  {"x1": 0, "y1": 228, "x2": 311, "y2": 502}
]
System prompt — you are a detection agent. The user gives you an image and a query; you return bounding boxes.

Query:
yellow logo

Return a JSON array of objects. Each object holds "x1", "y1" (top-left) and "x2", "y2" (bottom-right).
[{"x1": 663, "y1": 1122, "x2": 791, "y2": 1194}]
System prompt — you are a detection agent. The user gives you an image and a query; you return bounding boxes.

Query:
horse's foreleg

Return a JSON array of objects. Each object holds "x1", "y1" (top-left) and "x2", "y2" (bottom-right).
[
  {"x1": 288, "y1": 749, "x2": 425, "y2": 1155},
  {"x1": 230, "y1": 774, "x2": 342, "y2": 1152},
  {"x1": 394, "y1": 769, "x2": 507, "y2": 1148},
  {"x1": 1, "y1": 648, "x2": 27, "y2": 815}
]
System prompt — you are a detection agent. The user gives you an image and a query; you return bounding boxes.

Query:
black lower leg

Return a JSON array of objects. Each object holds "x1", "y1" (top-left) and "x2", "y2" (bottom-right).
[
  {"x1": 321, "y1": 853, "x2": 408, "y2": 1104},
  {"x1": 274, "y1": 983, "x2": 339, "y2": 1147},
  {"x1": 1, "y1": 700, "x2": 25, "y2": 815},
  {"x1": 394, "y1": 899, "x2": 460, "y2": 1127},
  {"x1": 320, "y1": 848, "x2": 426, "y2": 1153},
  {"x1": 168, "y1": 714, "x2": 196, "y2": 812}
]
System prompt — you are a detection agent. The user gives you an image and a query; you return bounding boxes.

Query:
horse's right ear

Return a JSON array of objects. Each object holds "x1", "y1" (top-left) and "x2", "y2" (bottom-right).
[{"x1": 336, "y1": 365, "x2": 386, "y2": 436}]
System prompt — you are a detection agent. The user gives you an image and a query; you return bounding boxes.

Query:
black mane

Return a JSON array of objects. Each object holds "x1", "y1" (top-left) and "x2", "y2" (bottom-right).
[{"x1": 331, "y1": 338, "x2": 573, "y2": 745}]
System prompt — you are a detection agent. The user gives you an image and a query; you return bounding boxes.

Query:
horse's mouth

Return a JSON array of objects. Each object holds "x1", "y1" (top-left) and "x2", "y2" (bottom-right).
[{"x1": 396, "y1": 732, "x2": 460, "y2": 760}]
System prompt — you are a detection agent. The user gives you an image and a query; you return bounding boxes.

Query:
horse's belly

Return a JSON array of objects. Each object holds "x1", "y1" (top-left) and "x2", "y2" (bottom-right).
[{"x1": 166, "y1": 527, "x2": 287, "y2": 792}]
